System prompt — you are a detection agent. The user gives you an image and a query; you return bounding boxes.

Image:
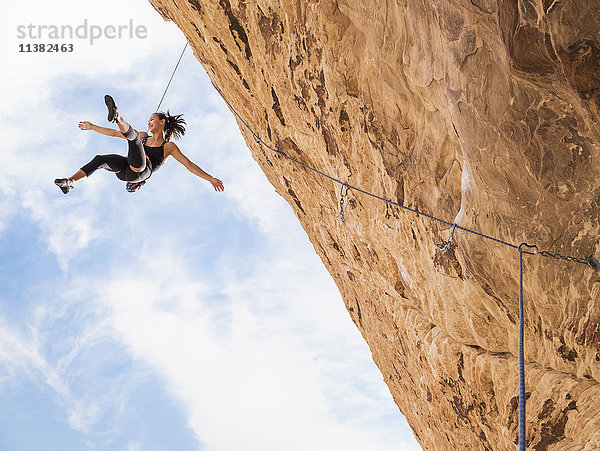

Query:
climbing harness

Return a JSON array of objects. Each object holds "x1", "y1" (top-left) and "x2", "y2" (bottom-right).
[{"x1": 126, "y1": 180, "x2": 146, "y2": 193}]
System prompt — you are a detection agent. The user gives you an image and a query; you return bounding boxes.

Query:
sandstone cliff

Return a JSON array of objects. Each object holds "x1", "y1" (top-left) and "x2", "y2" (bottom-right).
[{"x1": 148, "y1": 0, "x2": 600, "y2": 448}]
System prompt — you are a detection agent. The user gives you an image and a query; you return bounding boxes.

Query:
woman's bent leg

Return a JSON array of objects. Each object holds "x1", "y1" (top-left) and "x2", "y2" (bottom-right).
[
  {"x1": 56, "y1": 154, "x2": 128, "y2": 193},
  {"x1": 120, "y1": 125, "x2": 147, "y2": 173},
  {"x1": 79, "y1": 153, "x2": 150, "y2": 183},
  {"x1": 114, "y1": 109, "x2": 131, "y2": 134},
  {"x1": 80, "y1": 154, "x2": 128, "y2": 177}
]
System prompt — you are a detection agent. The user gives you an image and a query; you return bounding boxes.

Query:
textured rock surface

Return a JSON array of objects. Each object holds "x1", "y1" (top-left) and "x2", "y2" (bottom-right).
[{"x1": 148, "y1": 0, "x2": 600, "y2": 448}]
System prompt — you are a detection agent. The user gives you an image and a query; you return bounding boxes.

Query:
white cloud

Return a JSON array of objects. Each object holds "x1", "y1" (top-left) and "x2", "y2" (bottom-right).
[
  {"x1": 0, "y1": 312, "x2": 92, "y2": 432},
  {"x1": 98, "y1": 241, "x2": 413, "y2": 451},
  {"x1": 0, "y1": 296, "x2": 154, "y2": 445}
]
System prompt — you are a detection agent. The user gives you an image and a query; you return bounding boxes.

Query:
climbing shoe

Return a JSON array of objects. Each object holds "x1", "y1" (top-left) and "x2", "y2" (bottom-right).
[
  {"x1": 54, "y1": 178, "x2": 72, "y2": 194},
  {"x1": 104, "y1": 94, "x2": 118, "y2": 123}
]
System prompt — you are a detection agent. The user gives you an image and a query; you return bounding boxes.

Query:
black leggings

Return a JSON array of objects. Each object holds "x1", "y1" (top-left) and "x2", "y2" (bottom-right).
[{"x1": 81, "y1": 126, "x2": 151, "y2": 183}]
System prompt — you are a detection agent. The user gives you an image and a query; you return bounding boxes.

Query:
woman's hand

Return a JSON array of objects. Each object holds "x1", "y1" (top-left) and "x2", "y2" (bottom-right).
[
  {"x1": 210, "y1": 177, "x2": 225, "y2": 192},
  {"x1": 79, "y1": 121, "x2": 93, "y2": 131}
]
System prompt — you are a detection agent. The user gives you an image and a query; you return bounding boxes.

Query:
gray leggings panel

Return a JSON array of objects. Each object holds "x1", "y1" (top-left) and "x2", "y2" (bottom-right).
[{"x1": 121, "y1": 125, "x2": 147, "y2": 171}]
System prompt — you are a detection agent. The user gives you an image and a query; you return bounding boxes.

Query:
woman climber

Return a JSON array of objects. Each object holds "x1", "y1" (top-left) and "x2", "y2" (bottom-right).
[{"x1": 54, "y1": 95, "x2": 225, "y2": 194}]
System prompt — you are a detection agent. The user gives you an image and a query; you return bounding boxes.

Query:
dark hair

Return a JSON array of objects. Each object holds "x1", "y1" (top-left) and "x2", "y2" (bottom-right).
[{"x1": 156, "y1": 110, "x2": 186, "y2": 141}]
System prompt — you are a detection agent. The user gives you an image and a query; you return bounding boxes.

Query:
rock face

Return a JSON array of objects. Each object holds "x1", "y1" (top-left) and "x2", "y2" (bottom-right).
[{"x1": 148, "y1": 0, "x2": 600, "y2": 448}]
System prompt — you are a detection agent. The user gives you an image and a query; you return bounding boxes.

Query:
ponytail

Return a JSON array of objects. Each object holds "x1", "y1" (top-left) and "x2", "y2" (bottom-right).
[{"x1": 156, "y1": 110, "x2": 186, "y2": 141}]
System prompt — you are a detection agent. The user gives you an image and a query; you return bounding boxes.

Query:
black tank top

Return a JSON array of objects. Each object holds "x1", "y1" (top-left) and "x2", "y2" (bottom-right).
[{"x1": 142, "y1": 135, "x2": 165, "y2": 172}]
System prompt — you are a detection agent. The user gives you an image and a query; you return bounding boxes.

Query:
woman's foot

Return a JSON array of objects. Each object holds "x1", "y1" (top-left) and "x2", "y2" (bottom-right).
[
  {"x1": 104, "y1": 95, "x2": 118, "y2": 123},
  {"x1": 54, "y1": 178, "x2": 73, "y2": 194}
]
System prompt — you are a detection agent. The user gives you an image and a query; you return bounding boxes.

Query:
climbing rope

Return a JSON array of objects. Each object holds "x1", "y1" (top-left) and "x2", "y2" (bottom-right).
[
  {"x1": 518, "y1": 244, "x2": 536, "y2": 450},
  {"x1": 211, "y1": 81, "x2": 596, "y2": 268},
  {"x1": 155, "y1": 41, "x2": 189, "y2": 113}
]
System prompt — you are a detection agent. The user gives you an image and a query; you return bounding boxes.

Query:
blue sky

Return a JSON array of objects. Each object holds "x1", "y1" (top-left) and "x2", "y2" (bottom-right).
[{"x1": 2, "y1": 1, "x2": 421, "y2": 449}]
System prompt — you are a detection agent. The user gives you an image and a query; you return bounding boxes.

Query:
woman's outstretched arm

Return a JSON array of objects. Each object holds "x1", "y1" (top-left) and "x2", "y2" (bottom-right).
[
  {"x1": 167, "y1": 142, "x2": 224, "y2": 192},
  {"x1": 79, "y1": 121, "x2": 142, "y2": 139}
]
